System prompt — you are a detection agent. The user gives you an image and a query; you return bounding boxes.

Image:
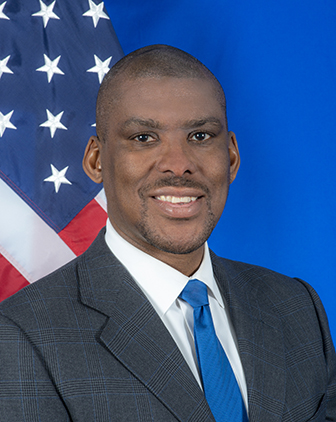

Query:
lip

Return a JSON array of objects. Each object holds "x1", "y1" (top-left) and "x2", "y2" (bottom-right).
[{"x1": 150, "y1": 188, "x2": 205, "y2": 198}]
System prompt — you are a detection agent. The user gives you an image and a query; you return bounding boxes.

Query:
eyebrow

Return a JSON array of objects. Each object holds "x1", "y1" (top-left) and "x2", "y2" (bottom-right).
[
  {"x1": 180, "y1": 117, "x2": 223, "y2": 130},
  {"x1": 123, "y1": 118, "x2": 165, "y2": 130},
  {"x1": 122, "y1": 116, "x2": 223, "y2": 131}
]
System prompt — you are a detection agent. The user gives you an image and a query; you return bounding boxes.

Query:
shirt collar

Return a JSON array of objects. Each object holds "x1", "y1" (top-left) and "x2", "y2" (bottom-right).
[{"x1": 104, "y1": 219, "x2": 224, "y2": 318}]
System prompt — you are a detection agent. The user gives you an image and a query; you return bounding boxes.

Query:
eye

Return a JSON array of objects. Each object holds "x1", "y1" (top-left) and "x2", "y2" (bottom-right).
[
  {"x1": 190, "y1": 132, "x2": 212, "y2": 142},
  {"x1": 133, "y1": 133, "x2": 156, "y2": 143}
]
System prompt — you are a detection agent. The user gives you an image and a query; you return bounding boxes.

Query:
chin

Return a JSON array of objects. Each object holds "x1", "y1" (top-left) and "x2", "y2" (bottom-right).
[{"x1": 140, "y1": 227, "x2": 214, "y2": 256}]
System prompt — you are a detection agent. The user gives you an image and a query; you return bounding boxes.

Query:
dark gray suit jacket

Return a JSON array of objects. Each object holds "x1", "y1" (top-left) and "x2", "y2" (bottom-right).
[{"x1": 0, "y1": 229, "x2": 335, "y2": 421}]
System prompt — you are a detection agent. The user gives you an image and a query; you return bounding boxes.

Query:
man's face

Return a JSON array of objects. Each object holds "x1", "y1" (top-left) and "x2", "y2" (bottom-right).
[{"x1": 90, "y1": 76, "x2": 239, "y2": 261}]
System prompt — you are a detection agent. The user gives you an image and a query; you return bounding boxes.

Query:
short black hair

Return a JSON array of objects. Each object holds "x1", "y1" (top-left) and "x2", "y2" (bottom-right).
[{"x1": 96, "y1": 44, "x2": 227, "y2": 140}]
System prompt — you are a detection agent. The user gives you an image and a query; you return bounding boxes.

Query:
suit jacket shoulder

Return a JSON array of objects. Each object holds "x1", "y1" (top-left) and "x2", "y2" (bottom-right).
[{"x1": 211, "y1": 252, "x2": 336, "y2": 421}]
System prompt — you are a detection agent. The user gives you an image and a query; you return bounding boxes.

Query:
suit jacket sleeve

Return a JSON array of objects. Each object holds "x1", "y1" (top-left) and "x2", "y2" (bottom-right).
[
  {"x1": 0, "y1": 313, "x2": 70, "y2": 421},
  {"x1": 295, "y1": 278, "x2": 336, "y2": 421}
]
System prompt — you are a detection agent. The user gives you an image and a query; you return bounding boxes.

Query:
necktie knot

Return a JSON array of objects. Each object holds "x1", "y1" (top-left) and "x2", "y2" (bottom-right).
[{"x1": 179, "y1": 279, "x2": 209, "y2": 309}]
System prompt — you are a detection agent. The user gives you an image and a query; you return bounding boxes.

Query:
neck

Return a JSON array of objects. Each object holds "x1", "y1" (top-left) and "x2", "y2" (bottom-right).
[{"x1": 145, "y1": 246, "x2": 205, "y2": 277}]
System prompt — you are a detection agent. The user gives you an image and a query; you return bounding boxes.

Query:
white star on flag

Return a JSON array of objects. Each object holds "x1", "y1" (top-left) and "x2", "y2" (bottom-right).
[
  {"x1": 0, "y1": 110, "x2": 16, "y2": 137},
  {"x1": 36, "y1": 54, "x2": 64, "y2": 82},
  {"x1": 32, "y1": 0, "x2": 60, "y2": 28},
  {"x1": 40, "y1": 109, "x2": 67, "y2": 138},
  {"x1": 0, "y1": 1, "x2": 9, "y2": 19},
  {"x1": 83, "y1": 0, "x2": 109, "y2": 28},
  {"x1": 0, "y1": 55, "x2": 13, "y2": 79},
  {"x1": 87, "y1": 54, "x2": 112, "y2": 83},
  {"x1": 44, "y1": 164, "x2": 72, "y2": 193}
]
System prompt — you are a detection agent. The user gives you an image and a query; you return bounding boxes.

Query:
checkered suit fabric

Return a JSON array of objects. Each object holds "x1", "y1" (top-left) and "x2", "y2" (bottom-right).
[{"x1": 0, "y1": 229, "x2": 335, "y2": 421}]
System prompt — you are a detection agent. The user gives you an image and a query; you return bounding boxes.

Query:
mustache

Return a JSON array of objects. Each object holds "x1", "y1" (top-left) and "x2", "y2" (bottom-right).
[{"x1": 139, "y1": 176, "x2": 211, "y2": 197}]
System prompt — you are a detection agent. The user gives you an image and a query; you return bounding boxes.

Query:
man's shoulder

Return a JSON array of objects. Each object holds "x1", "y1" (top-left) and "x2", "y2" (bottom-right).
[
  {"x1": 211, "y1": 251, "x2": 318, "y2": 307},
  {"x1": 0, "y1": 229, "x2": 109, "y2": 320},
  {"x1": 211, "y1": 251, "x2": 295, "y2": 283}
]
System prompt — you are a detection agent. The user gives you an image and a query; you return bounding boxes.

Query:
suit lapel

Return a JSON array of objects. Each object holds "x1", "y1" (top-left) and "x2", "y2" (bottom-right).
[
  {"x1": 211, "y1": 252, "x2": 286, "y2": 422},
  {"x1": 78, "y1": 231, "x2": 215, "y2": 422}
]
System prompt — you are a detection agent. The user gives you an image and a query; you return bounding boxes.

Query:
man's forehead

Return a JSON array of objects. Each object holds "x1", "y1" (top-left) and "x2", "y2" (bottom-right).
[
  {"x1": 108, "y1": 78, "x2": 225, "y2": 124},
  {"x1": 110, "y1": 73, "x2": 215, "y2": 92},
  {"x1": 104, "y1": 75, "x2": 224, "y2": 108}
]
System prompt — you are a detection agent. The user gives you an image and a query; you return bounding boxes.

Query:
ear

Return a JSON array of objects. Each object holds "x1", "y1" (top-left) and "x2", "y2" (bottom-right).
[
  {"x1": 82, "y1": 136, "x2": 103, "y2": 183},
  {"x1": 228, "y1": 131, "x2": 240, "y2": 183}
]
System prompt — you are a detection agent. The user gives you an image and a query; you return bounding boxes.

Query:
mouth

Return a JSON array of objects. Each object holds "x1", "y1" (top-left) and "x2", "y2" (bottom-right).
[{"x1": 150, "y1": 192, "x2": 204, "y2": 218}]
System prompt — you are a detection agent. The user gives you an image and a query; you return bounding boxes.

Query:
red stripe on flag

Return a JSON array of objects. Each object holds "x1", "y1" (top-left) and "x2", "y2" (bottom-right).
[
  {"x1": 59, "y1": 199, "x2": 107, "y2": 256},
  {"x1": 0, "y1": 254, "x2": 30, "y2": 302}
]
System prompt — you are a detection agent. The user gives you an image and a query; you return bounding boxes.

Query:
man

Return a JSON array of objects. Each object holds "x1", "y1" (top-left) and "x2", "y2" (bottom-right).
[{"x1": 0, "y1": 45, "x2": 335, "y2": 421}]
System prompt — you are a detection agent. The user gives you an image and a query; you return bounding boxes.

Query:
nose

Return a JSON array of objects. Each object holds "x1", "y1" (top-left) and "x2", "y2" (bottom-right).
[{"x1": 156, "y1": 137, "x2": 197, "y2": 176}]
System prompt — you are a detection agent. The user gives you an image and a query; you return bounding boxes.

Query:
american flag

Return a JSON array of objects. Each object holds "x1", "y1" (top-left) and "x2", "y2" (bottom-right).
[{"x1": 0, "y1": 0, "x2": 123, "y2": 301}]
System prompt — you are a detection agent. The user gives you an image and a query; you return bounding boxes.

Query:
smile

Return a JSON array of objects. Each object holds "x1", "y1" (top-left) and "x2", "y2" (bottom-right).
[{"x1": 155, "y1": 195, "x2": 198, "y2": 204}]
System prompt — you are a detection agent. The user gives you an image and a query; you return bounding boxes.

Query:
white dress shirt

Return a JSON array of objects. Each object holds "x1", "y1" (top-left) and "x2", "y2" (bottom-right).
[{"x1": 105, "y1": 219, "x2": 248, "y2": 410}]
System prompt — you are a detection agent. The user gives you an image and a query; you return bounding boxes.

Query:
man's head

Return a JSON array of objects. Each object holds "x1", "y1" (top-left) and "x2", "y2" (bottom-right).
[{"x1": 83, "y1": 45, "x2": 240, "y2": 275}]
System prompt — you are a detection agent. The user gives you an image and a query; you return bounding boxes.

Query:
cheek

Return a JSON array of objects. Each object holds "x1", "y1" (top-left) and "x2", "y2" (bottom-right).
[
  {"x1": 207, "y1": 155, "x2": 231, "y2": 209},
  {"x1": 102, "y1": 153, "x2": 146, "y2": 211},
  {"x1": 206, "y1": 147, "x2": 230, "y2": 180},
  {"x1": 102, "y1": 148, "x2": 128, "y2": 187}
]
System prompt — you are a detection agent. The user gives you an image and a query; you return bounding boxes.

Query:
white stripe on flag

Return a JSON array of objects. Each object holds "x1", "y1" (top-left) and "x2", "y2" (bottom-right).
[
  {"x1": 94, "y1": 188, "x2": 107, "y2": 212},
  {"x1": 0, "y1": 179, "x2": 76, "y2": 283}
]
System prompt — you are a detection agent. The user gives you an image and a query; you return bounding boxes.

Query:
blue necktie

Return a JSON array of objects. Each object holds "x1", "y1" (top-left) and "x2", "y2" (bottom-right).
[{"x1": 180, "y1": 279, "x2": 248, "y2": 422}]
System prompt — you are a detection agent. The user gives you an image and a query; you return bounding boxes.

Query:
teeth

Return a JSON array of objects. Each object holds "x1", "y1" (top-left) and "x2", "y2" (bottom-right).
[{"x1": 156, "y1": 195, "x2": 197, "y2": 203}]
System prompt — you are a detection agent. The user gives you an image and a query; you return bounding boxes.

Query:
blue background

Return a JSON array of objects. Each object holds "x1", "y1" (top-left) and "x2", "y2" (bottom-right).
[{"x1": 104, "y1": 0, "x2": 336, "y2": 340}]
